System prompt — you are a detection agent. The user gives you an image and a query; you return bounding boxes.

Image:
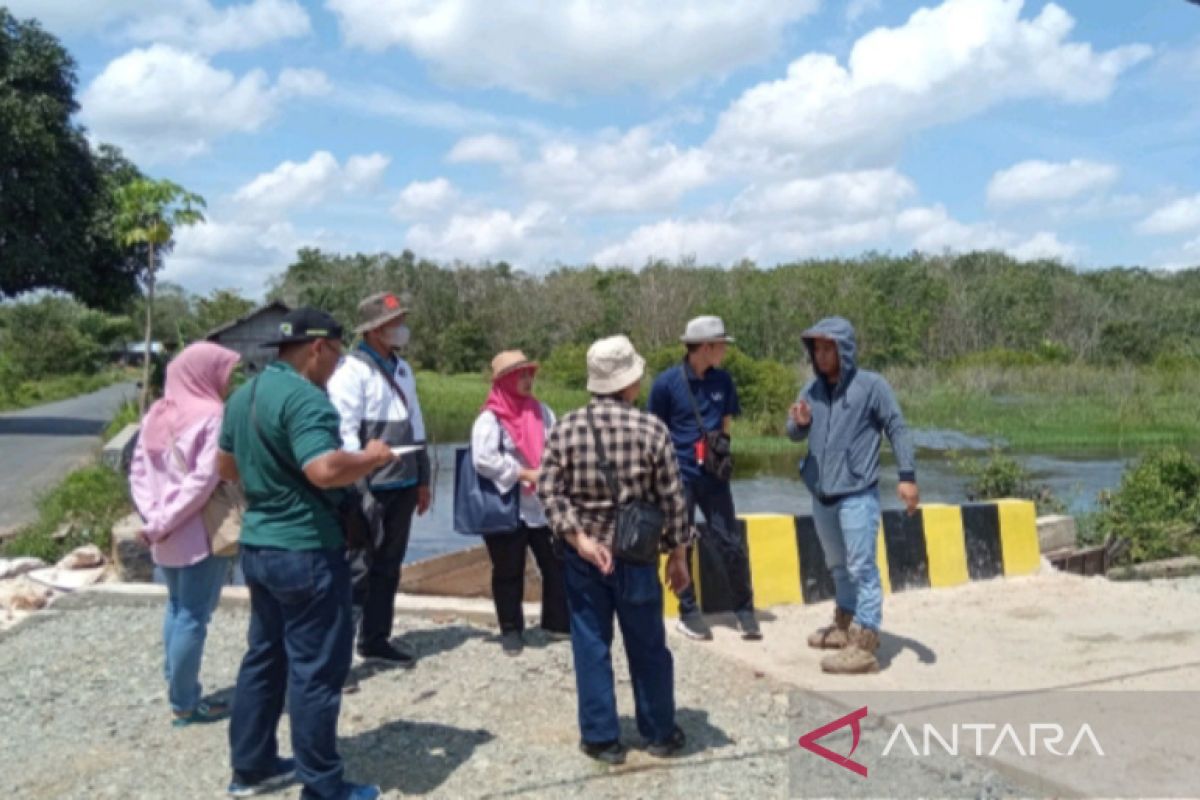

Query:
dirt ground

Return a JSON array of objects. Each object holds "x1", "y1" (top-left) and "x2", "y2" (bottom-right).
[{"x1": 695, "y1": 565, "x2": 1200, "y2": 798}]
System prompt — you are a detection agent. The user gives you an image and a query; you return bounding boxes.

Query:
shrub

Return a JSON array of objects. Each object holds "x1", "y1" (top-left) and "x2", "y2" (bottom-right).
[
  {"x1": 1096, "y1": 448, "x2": 1200, "y2": 564},
  {"x1": 957, "y1": 450, "x2": 1065, "y2": 516},
  {"x1": 539, "y1": 342, "x2": 590, "y2": 390}
]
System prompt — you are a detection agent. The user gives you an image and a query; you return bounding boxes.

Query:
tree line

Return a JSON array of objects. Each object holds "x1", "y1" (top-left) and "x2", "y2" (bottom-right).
[{"x1": 269, "y1": 248, "x2": 1200, "y2": 375}]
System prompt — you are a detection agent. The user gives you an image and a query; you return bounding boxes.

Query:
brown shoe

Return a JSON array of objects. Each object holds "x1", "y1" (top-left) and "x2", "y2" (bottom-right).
[
  {"x1": 820, "y1": 624, "x2": 881, "y2": 674},
  {"x1": 807, "y1": 607, "x2": 853, "y2": 650}
]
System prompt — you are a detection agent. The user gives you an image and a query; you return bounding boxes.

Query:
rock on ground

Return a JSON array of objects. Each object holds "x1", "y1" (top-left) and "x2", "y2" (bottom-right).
[{"x1": 0, "y1": 595, "x2": 1027, "y2": 799}]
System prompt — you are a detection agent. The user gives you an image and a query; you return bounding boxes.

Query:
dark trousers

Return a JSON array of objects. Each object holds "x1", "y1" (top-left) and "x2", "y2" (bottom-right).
[
  {"x1": 482, "y1": 524, "x2": 569, "y2": 634},
  {"x1": 562, "y1": 544, "x2": 676, "y2": 745},
  {"x1": 230, "y1": 546, "x2": 353, "y2": 800},
  {"x1": 676, "y1": 474, "x2": 754, "y2": 616},
  {"x1": 348, "y1": 486, "x2": 418, "y2": 650}
]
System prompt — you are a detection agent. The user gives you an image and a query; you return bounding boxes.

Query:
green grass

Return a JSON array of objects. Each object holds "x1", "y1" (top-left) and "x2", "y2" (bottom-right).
[
  {"x1": 416, "y1": 365, "x2": 1200, "y2": 455},
  {"x1": 889, "y1": 364, "x2": 1200, "y2": 451},
  {"x1": 2, "y1": 465, "x2": 133, "y2": 563},
  {"x1": 105, "y1": 400, "x2": 141, "y2": 441},
  {"x1": 0, "y1": 368, "x2": 133, "y2": 413}
]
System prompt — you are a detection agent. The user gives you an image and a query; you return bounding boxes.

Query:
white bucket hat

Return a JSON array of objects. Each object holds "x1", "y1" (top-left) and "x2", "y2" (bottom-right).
[
  {"x1": 586, "y1": 335, "x2": 646, "y2": 395},
  {"x1": 680, "y1": 315, "x2": 735, "y2": 344}
]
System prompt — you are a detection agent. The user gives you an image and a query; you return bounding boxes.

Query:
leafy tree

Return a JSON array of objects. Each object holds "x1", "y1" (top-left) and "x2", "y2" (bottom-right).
[
  {"x1": 195, "y1": 289, "x2": 256, "y2": 335},
  {"x1": 0, "y1": 10, "x2": 142, "y2": 308},
  {"x1": 114, "y1": 178, "x2": 206, "y2": 412}
]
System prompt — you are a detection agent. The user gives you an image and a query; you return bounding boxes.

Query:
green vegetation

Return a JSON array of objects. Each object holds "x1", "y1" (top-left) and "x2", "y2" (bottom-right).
[
  {"x1": 414, "y1": 359, "x2": 1200, "y2": 453},
  {"x1": 105, "y1": 400, "x2": 141, "y2": 441},
  {"x1": 954, "y1": 450, "x2": 1065, "y2": 516},
  {"x1": 270, "y1": 250, "x2": 1200, "y2": 376},
  {"x1": 0, "y1": 10, "x2": 145, "y2": 309},
  {"x1": 114, "y1": 177, "x2": 207, "y2": 412},
  {"x1": 892, "y1": 363, "x2": 1200, "y2": 450},
  {"x1": 0, "y1": 370, "x2": 130, "y2": 413},
  {"x1": 1, "y1": 466, "x2": 132, "y2": 563},
  {"x1": 416, "y1": 372, "x2": 589, "y2": 443},
  {"x1": 1095, "y1": 448, "x2": 1200, "y2": 564}
]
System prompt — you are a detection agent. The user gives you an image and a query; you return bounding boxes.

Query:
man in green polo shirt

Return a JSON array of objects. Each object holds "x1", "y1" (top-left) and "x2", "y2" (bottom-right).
[{"x1": 217, "y1": 308, "x2": 392, "y2": 800}]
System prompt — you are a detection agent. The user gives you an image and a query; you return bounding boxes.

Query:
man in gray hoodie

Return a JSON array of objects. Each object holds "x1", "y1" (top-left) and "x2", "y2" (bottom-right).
[{"x1": 786, "y1": 317, "x2": 919, "y2": 674}]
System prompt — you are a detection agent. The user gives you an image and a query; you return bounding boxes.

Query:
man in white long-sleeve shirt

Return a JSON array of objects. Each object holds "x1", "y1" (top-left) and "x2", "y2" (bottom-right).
[{"x1": 327, "y1": 292, "x2": 430, "y2": 669}]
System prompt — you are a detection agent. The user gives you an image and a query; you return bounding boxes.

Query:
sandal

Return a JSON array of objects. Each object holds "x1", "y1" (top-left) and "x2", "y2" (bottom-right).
[{"x1": 172, "y1": 700, "x2": 230, "y2": 728}]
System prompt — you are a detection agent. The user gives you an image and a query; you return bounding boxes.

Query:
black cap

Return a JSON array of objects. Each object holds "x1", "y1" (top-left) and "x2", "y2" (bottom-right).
[{"x1": 263, "y1": 307, "x2": 345, "y2": 348}]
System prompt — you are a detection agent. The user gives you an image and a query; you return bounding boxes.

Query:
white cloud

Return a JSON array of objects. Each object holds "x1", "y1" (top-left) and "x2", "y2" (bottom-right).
[
  {"x1": 1008, "y1": 231, "x2": 1078, "y2": 262},
  {"x1": 987, "y1": 159, "x2": 1118, "y2": 206},
  {"x1": 125, "y1": 0, "x2": 311, "y2": 54},
  {"x1": 164, "y1": 218, "x2": 315, "y2": 297},
  {"x1": 1136, "y1": 194, "x2": 1200, "y2": 235},
  {"x1": 846, "y1": 0, "x2": 883, "y2": 25},
  {"x1": 897, "y1": 204, "x2": 1077, "y2": 261},
  {"x1": 593, "y1": 220, "x2": 755, "y2": 266},
  {"x1": 405, "y1": 204, "x2": 564, "y2": 261},
  {"x1": 233, "y1": 151, "x2": 390, "y2": 214},
  {"x1": 336, "y1": 85, "x2": 550, "y2": 139},
  {"x1": 391, "y1": 178, "x2": 460, "y2": 220},
  {"x1": 80, "y1": 46, "x2": 329, "y2": 162},
  {"x1": 447, "y1": 134, "x2": 521, "y2": 164},
  {"x1": 3, "y1": 0, "x2": 145, "y2": 34},
  {"x1": 730, "y1": 169, "x2": 916, "y2": 220},
  {"x1": 326, "y1": 0, "x2": 819, "y2": 98},
  {"x1": 7, "y1": 0, "x2": 310, "y2": 52},
  {"x1": 520, "y1": 127, "x2": 712, "y2": 213},
  {"x1": 710, "y1": 0, "x2": 1152, "y2": 173}
]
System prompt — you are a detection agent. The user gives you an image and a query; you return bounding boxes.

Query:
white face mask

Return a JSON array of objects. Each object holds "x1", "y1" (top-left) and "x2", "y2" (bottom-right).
[{"x1": 385, "y1": 324, "x2": 411, "y2": 350}]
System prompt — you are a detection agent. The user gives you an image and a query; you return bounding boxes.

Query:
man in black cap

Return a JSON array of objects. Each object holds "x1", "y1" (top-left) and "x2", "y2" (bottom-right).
[{"x1": 218, "y1": 308, "x2": 391, "y2": 800}]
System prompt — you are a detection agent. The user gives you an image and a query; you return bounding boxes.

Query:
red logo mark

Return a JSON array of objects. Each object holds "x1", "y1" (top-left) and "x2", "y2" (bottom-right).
[
  {"x1": 384, "y1": 294, "x2": 400, "y2": 309},
  {"x1": 798, "y1": 706, "x2": 869, "y2": 778}
]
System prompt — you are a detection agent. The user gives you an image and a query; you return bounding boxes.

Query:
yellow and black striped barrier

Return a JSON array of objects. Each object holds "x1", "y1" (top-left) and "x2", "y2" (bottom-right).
[{"x1": 662, "y1": 499, "x2": 1040, "y2": 616}]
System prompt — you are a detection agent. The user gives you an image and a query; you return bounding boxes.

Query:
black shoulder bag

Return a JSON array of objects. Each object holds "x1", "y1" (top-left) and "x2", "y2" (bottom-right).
[
  {"x1": 248, "y1": 377, "x2": 371, "y2": 549},
  {"x1": 585, "y1": 405, "x2": 664, "y2": 566},
  {"x1": 679, "y1": 365, "x2": 734, "y2": 482}
]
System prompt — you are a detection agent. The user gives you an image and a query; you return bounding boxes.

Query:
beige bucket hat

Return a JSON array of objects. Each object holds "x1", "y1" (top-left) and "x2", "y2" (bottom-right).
[
  {"x1": 490, "y1": 350, "x2": 538, "y2": 381},
  {"x1": 586, "y1": 335, "x2": 646, "y2": 394}
]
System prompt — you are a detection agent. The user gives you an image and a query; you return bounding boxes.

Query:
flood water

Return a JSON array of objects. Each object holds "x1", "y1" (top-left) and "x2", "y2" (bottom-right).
[{"x1": 405, "y1": 439, "x2": 1132, "y2": 563}]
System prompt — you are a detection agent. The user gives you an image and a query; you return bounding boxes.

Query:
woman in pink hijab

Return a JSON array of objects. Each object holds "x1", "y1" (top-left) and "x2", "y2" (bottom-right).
[
  {"x1": 130, "y1": 341, "x2": 240, "y2": 726},
  {"x1": 470, "y1": 351, "x2": 569, "y2": 655}
]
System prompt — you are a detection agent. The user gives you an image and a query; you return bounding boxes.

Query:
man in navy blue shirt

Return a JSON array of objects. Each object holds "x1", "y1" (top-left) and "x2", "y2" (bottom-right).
[{"x1": 649, "y1": 316, "x2": 760, "y2": 641}]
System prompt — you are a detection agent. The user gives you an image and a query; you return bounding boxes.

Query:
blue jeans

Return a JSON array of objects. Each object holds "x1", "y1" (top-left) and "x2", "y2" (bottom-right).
[
  {"x1": 676, "y1": 474, "x2": 753, "y2": 615},
  {"x1": 161, "y1": 555, "x2": 230, "y2": 713},
  {"x1": 230, "y1": 546, "x2": 354, "y2": 800},
  {"x1": 562, "y1": 544, "x2": 677, "y2": 746},
  {"x1": 810, "y1": 488, "x2": 883, "y2": 631}
]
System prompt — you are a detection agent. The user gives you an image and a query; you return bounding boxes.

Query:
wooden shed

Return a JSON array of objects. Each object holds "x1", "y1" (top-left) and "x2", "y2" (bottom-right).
[{"x1": 204, "y1": 300, "x2": 290, "y2": 375}]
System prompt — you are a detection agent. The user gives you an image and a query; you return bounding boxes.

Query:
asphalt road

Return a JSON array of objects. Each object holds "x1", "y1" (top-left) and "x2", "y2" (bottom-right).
[{"x1": 0, "y1": 382, "x2": 137, "y2": 534}]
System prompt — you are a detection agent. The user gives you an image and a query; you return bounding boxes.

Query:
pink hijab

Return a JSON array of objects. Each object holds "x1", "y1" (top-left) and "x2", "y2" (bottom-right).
[
  {"x1": 483, "y1": 368, "x2": 545, "y2": 469},
  {"x1": 140, "y1": 342, "x2": 241, "y2": 455}
]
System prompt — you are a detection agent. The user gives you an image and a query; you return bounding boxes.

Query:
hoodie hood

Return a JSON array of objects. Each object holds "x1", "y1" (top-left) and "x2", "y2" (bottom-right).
[{"x1": 802, "y1": 316, "x2": 857, "y2": 384}]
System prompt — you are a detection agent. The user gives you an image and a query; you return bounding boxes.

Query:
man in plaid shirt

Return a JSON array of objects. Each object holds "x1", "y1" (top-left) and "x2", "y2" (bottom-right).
[{"x1": 538, "y1": 335, "x2": 692, "y2": 766}]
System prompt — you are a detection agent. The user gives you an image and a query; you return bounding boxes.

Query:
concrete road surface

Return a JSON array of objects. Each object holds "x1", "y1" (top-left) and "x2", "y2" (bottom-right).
[{"x1": 0, "y1": 382, "x2": 137, "y2": 535}]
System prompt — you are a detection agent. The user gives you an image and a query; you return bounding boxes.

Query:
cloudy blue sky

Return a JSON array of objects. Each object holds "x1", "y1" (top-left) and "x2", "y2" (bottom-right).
[{"x1": 13, "y1": 0, "x2": 1200, "y2": 297}]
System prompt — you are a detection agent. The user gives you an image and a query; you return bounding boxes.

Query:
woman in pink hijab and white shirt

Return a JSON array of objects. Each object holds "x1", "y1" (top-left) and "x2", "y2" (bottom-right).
[
  {"x1": 130, "y1": 342, "x2": 240, "y2": 726},
  {"x1": 471, "y1": 351, "x2": 569, "y2": 656}
]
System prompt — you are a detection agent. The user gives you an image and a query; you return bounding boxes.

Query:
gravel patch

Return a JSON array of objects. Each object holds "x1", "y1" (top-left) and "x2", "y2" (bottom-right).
[{"x1": 0, "y1": 595, "x2": 1029, "y2": 798}]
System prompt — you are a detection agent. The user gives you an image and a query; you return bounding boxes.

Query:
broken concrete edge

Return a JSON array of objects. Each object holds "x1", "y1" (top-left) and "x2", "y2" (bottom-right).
[
  {"x1": 1107, "y1": 555, "x2": 1200, "y2": 582},
  {"x1": 100, "y1": 422, "x2": 140, "y2": 471}
]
